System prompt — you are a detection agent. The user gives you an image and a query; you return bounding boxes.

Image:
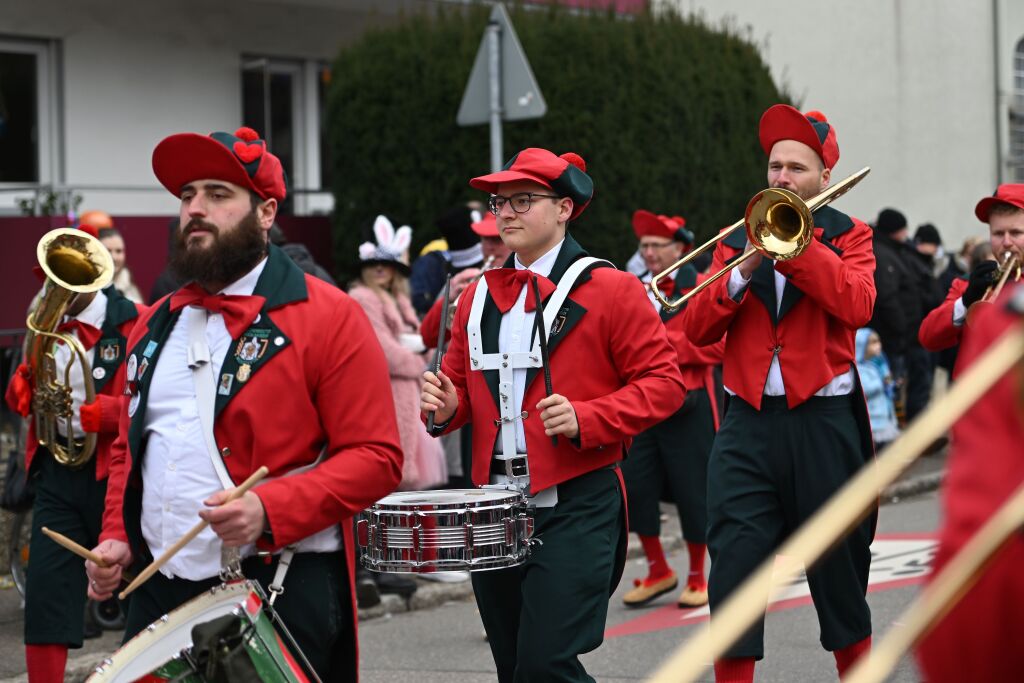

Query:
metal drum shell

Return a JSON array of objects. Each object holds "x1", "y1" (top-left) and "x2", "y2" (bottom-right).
[{"x1": 357, "y1": 489, "x2": 532, "y2": 573}]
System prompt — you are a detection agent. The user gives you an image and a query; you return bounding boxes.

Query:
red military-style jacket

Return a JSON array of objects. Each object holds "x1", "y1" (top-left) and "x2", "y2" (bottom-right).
[
  {"x1": 431, "y1": 235, "x2": 686, "y2": 492},
  {"x1": 100, "y1": 246, "x2": 403, "y2": 680},
  {"x1": 918, "y1": 277, "x2": 969, "y2": 363},
  {"x1": 915, "y1": 285, "x2": 1024, "y2": 682},
  {"x1": 6, "y1": 285, "x2": 142, "y2": 481},
  {"x1": 683, "y1": 205, "x2": 876, "y2": 409},
  {"x1": 653, "y1": 265, "x2": 725, "y2": 394}
]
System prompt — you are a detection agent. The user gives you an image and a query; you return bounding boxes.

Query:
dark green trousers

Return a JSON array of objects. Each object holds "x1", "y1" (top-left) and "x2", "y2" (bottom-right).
[
  {"x1": 471, "y1": 468, "x2": 624, "y2": 683},
  {"x1": 707, "y1": 395, "x2": 873, "y2": 659},
  {"x1": 24, "y1": 448, "x2": 108, "y2": 647},
  {"x1": 122, "y1": 551, "x2": 353, "y2": 682},
  {"x1": 620, "y1": 388, "x2": 714, "y2": 542}
]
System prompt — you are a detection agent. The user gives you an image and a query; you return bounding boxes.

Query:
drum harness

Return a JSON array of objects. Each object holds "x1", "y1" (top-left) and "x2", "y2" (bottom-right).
[
  {"x1": 466, "y1": 256, "x2": 611, "y2": 512},
  {"x1": 187, "y1": 308, "x2": 321, "y2": 607}
]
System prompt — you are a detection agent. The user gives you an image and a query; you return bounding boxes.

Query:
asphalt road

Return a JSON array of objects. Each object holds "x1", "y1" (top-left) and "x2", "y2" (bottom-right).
[
  {"x1": 356, "y1": 493, "x2": 941, "y2": 683},
  {"x1": 0, "y1": 493, "x2": 941, "y2": 682}
]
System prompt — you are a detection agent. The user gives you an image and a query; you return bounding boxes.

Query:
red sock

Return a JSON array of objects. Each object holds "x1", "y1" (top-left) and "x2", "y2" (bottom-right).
[
  {"x1": 639, "y1": 534, "x2": 672, "y2": 582},
  {"x1": 686, "y1": 541, "x2": 707, "y2": 589},
  {"x1": 714, "y1": 657, "x2": 755, "y2": 683},
  {"x1": 26, "y1": 644, "x2": 68, "y2": 683},
  {"x1": 834, "y1": 636, "x2": 871, "y2": 678}
]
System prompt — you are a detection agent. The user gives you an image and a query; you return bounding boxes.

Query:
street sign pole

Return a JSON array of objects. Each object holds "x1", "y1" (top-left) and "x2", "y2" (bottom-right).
[{"x1": 487, "y1": 21, "x2": 503, "y2": 173}]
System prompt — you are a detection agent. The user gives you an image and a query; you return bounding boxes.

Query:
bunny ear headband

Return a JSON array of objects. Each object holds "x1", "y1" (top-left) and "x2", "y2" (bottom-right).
[{"x1": 358, "y1": 215, "x2": 412, "y2": 275}]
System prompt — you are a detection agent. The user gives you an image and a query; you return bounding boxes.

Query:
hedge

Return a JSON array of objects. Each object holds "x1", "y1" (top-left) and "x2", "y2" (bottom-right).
[{"x1": 326, "y1": 2, "x2": 789, "y2": 281}]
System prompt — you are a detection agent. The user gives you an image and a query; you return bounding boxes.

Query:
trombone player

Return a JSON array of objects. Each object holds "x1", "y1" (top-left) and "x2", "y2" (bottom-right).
[
  {"x1": 681, "y1": 104, "x2": 876, "y2": 682},
  {"x1": 919, "y1": 184, "x2": 1024, "y2": 373}
]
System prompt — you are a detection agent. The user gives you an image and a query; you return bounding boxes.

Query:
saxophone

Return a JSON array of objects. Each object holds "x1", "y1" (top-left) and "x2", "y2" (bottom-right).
[{"x1": 25, "y1": 228, "x2": 114, "y2": 467}]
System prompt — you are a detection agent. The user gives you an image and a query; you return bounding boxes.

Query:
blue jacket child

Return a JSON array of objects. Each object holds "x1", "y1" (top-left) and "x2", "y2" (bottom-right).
[{"x1": 856, "y1": 327, "x2": 901, "y2": 448}]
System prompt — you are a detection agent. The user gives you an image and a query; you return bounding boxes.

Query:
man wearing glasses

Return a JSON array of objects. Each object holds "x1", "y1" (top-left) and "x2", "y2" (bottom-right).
[
  {"x1": 420, "y1": 147, "x2": 685, "y2": 682},
  {"x1": 620, "y1": 210, "x2": 724, "y2": 609}
]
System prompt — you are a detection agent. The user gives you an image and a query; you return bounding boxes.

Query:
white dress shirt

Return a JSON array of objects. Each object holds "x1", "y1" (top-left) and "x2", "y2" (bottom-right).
[
  {"x1": 54, "y1": 290, "x2": 108, "y2": 439},
  {"x1": 952, "y1": 297, "x2": 967, "y2": 326},
  {"x1": 639, "y1": 271, "x2": 663, "y2": 313},
  {"x1": 498, "y1": 239, "x2": 564, "y2": 454},
  {"x1": 140, "y1": 259, "x2": 341, "y2": 581},
  {"x1": 727, "y1": 265, "x2": 853, "y2": 397}
]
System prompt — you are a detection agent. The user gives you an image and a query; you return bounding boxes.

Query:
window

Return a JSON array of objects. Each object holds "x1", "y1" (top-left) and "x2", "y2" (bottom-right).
[
  {"x1": 0, "y1": 38, "x2": 58, "y2": 185},
  {"x1": 241, "y1": 57, "x2": 332, "y2": 214},
  {"x1": 1011, "y1": 37, "x2": 1024, "y2": 182}
]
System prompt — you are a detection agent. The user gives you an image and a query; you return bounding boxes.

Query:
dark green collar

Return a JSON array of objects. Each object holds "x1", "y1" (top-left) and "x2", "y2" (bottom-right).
[
  {"x1": 253, "y1": 243, "x2": 308, "y2": 309},
  {"x1": 102, "y1": 285, "x2": 139, "y2": 327}
]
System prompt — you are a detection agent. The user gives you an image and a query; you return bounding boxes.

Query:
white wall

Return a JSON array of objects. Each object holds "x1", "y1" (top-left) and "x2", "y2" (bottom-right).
[
  {"x1": 658, "y1": 0, "x2": 1019, "y2": 248},
  {"x1": 0, "y1": 0, "x2": 413, "y2": 215}
]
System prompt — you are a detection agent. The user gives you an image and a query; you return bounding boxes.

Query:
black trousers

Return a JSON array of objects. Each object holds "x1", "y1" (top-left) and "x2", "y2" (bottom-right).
[
  {"x1": 122, "y1": 551, "x2": 353, "y2": 682},
  {"x1": 620, "y1": 388, "x2": 714, "y2": 542},
  {"x1": 24, "y1": 448, "x2": 108, "y2": 647},
  {"x1": 706, "y1": 395, "x2": 873, "y2": 659},
  {"x1": 471, "y1": 468, "x2": 624, "y2": 683}
]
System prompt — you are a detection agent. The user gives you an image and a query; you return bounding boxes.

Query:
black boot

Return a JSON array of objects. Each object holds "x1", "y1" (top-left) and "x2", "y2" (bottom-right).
[
  {"x1": 374, "y1": 572, "x2": 417, "y2": 598},
  {"x1": 355, "y1": 567, "x2": 381, "y2": 609}
]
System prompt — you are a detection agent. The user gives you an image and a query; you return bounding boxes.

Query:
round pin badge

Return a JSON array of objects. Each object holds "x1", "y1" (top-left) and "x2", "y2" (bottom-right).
[
  {"x1": 128, "y1": 392, "x2": 141, "y2": 417},
  {"x1": 273, "y1": 336, "x2": 284, "y2": 346},
  {"x1": 92, "y1": 367, "x2": 106, "y2": 380},
  {"x1": 126, "y1": 354, "x2": 138, "y2": 382}
]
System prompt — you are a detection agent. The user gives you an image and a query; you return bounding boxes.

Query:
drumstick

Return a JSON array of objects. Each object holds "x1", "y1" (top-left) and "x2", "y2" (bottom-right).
[
  {"x1": 41, "y1": 526, "x2": 109, "y2": 566},
  {"x1": 119, "y1": 466, "x2": 269, "y2": 600}
]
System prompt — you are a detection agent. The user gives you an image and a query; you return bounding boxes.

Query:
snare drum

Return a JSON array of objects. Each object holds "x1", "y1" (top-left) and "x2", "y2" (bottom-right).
[
  {"x1": 357, "y1": 488, "x2": 533, "y2": 573},
  {"x1": 86, "y1": 581, "x2": 313, "y2": 683}
]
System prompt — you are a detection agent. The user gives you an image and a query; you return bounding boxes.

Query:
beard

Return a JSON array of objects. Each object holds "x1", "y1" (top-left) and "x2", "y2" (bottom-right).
[{"x1": 171, "y1": 211, "x2": 267, "y2": 287}]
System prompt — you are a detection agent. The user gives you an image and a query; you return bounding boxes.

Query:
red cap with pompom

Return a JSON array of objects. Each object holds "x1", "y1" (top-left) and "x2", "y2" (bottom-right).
[
  {"x1": 759, "y1": 104, "x2": 840, "y2": 170},
  {"x1": 470, "y1": 147, "x2": 594, "y2": 220}
]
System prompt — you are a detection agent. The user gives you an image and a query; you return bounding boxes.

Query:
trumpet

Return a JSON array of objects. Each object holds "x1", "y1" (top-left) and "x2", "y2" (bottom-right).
[{"x1": 650, "y1": 167, "x2": 870, "y2": 311}]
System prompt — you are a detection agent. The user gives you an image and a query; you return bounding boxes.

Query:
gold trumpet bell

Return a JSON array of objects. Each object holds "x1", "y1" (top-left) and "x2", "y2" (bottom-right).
[{"x1": 745, "y1": 187, "x2": 814, "y2": 261}]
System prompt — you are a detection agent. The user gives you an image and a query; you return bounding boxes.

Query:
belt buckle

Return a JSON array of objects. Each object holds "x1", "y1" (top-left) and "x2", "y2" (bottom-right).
[{"x1": 505, "y1": 456, "x2": 529, "y2": 479}]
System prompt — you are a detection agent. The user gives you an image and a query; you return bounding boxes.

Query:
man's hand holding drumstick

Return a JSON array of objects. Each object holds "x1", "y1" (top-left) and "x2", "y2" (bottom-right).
[{"x1": 86, "y1": 467, "x2": 268, "y2": 601}]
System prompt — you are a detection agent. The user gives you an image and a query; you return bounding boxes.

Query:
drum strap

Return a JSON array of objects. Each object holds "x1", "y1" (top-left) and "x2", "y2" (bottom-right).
[{"x1": 267, "y1": 547, "x2": 295, "y2": 606}]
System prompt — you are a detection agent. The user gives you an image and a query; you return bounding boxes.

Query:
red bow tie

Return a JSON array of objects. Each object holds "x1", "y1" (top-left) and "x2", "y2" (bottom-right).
[
  {"x1": 484, "y1": 269, "x2": 557, "y2": 314},
  {"x1": 654, "y1": 276, "x2": 675, "y2": 297},
  {"x1": 169, "y1": 283, "x2": 266, "y2": 338},
  {"x1": 56, "y1": 319, "x2": 102, "y2": 350}
]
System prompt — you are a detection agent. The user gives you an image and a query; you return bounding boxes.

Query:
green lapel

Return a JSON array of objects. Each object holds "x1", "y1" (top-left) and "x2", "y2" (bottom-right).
[
  {"x1": 212, "y1": 245, "x2": 307, "y2": 418},
  {"x1": 92, "y1": 286, "x2": 139, "y2": 393},
  {"x1": 125, "y1": 298, "x2": 179, "y2": 471},
  {"x1": 524, "y1": 235, "x2": 602, "y2": 391},
  {"x1": 775, "y1": 205, "x2": 852, "y2": 321}
]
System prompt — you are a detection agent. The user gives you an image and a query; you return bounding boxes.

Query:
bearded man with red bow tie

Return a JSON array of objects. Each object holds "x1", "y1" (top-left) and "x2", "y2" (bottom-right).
[
  {"x1": 620, "y1": 210, "x2": 724, "y2": 610},
  {"x1": 4, "y1": 224, "x2": 142, "y2": 683},
  {"x1": 84, "y1": 127, "x2": 403, "y2": 682},
  {"x1": 683, "y1": 105, "x2": 877, "y2": 682},
  {"x1": 420, "y1": 148, "x2": 685, "y2": 682}
]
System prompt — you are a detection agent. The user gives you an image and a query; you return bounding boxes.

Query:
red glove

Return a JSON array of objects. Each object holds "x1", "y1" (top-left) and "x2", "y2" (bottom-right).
[
  {"x1": 79, "y1": 400, "x2": 102, "y2": 434},
  {"x1": 4, "y1": 363, "x2": 32, "y2": 417}
]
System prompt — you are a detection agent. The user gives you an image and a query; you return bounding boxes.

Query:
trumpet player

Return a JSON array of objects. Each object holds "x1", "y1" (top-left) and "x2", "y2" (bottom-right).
[
  {"x1": 4, "y1": 224, "x2": 143, "y2": 683},
  {"x1": 919, "y1": 184, "x2": 1024, "y2": 374},
  {"x1": 682, "y1": 105, "x2": 877, "y2": 682}
]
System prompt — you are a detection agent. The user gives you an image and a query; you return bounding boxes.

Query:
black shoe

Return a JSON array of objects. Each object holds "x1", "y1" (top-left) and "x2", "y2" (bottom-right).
[
  {"x1": 375, "y1": 572, "x2": 417, "y2": 598},
  {"x1": 355, "y1": 568, "x2": 381, "y2": 609}
]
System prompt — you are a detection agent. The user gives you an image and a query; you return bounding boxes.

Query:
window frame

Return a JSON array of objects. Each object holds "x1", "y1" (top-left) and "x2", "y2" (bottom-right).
[{"x1": 0, "y1": 36, "x2": 60, "y2": 188}]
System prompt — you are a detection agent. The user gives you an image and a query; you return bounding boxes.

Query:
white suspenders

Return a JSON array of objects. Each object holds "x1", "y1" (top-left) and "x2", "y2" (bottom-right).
[{"x1": 466, "y1": 257, "x2": 612, "y2": 500}]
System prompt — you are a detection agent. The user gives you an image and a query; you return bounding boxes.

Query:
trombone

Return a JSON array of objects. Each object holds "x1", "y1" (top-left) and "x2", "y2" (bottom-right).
[{"x1": 650, "y1": 167, "x2": 871, "y2": 311}]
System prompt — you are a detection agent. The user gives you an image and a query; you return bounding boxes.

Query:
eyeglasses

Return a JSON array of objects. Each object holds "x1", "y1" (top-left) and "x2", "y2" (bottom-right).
[
  {"x1": 488, "y1": 193, "x2": 561, "y2": 216},
  {"x1": 639, "y1": 242, "x2": 675, "y2": 252}
]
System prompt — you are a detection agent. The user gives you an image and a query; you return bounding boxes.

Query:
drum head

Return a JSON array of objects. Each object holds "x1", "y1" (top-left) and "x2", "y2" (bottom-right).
[
  {"x1": 87, "y1": 581, "x2": 254, "y2": 682},
  {"x1": 375, "y1": 488, "x2": 519, "y2": 508}
]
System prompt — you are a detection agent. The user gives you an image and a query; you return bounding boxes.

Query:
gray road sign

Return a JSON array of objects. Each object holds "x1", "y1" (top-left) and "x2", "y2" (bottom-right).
[{"x1": 456, "y1": 3, "x2": 547, "y2": 126}]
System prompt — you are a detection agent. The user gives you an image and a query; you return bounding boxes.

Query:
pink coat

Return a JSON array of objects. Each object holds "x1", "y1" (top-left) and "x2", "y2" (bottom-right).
[{"x1": 349, "y1": 284, "x2": 446, "y2": 489}]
